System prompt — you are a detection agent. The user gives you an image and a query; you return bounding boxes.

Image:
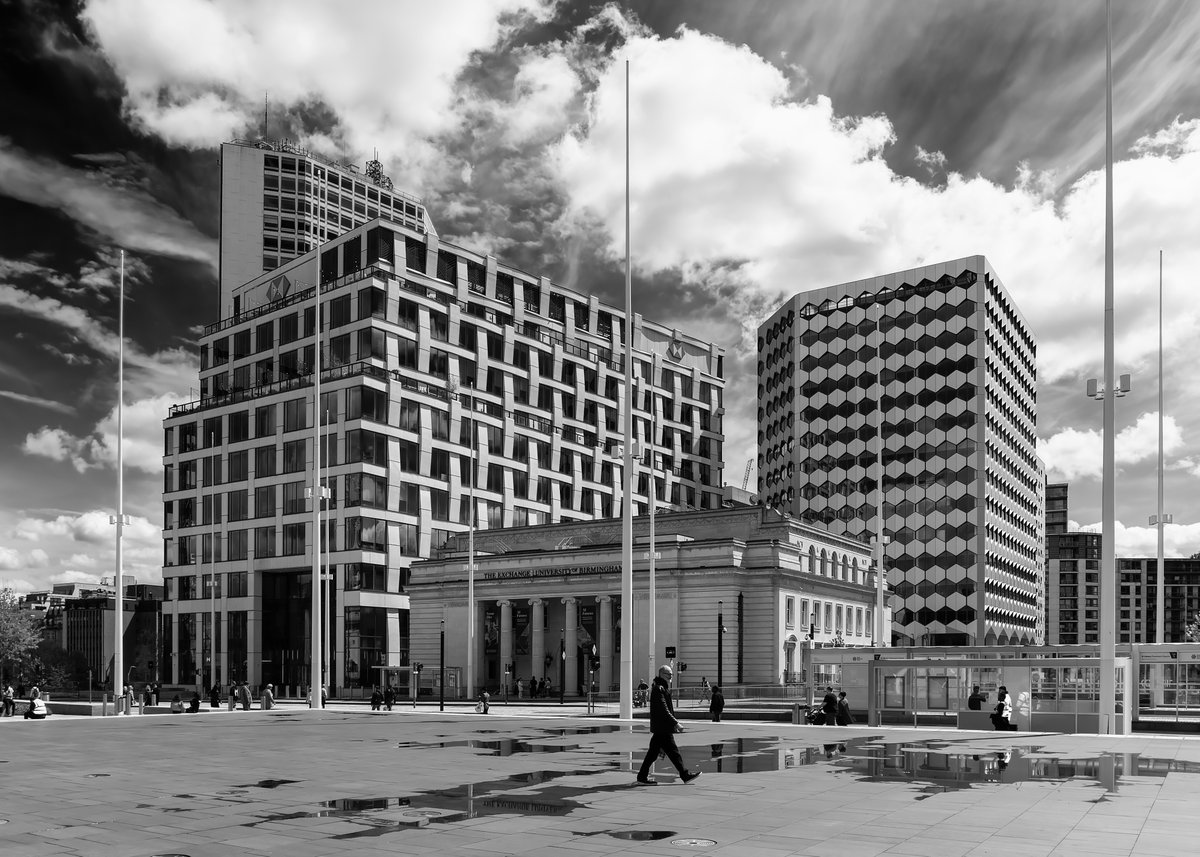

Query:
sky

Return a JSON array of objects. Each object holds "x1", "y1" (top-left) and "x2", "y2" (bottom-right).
[{"x1": 3, "y1": 0, "x2": 1200, "y2": 593}]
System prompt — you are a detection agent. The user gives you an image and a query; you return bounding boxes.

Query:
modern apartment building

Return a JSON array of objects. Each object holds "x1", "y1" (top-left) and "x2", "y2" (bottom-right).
[
  {"x1": 161, "y1": 216, "x2": 726, "y2": 693},
  {"x1": 756, "y1": 256, "x2": 1042, "y2": 646},
  {"x1": 1045, "y1": 482, "x2": 1069, "y2": 536},
  {"x1": 1049, "y1": 542, "x2": 1200, "y2": 645},
  {"x1": 218, "y1": 139, "x2": 435, "y2": 312},
  {"x1": 1117, "y1": 557, "x2": 1200, "y2": 643},
  {"x1": 1046, "y1": 530, "x2": 1102, "y2": 645}
]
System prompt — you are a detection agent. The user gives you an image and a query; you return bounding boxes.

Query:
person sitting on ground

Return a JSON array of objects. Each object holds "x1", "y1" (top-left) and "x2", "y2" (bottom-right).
[
  {"x1": 187, "y1": 691, "x2": 201, "y2": 713},
  {"x1": 23, "y1": 687, "x2": 49, "y2": 719},
  {"x1": 169, "y1": 694, "x2": 184, "y2": 714}
]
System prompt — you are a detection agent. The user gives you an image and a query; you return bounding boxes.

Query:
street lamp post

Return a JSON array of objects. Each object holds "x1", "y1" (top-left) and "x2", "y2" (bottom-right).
[
  {"x1": 717, "y1": 600, "x2": 724, "y2": 688},
  {"x1": 559, "y1": 631, "x2": 565, "y2": 705},
  {"x1": 309, "y1": 271, "x2": 324, "y2": 709},
  {"x1": 439, "y1": 619, "x2": 445, "y2": 713}
]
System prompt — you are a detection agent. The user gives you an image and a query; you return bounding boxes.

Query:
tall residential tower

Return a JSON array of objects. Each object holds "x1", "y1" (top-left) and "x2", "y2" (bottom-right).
[{"x1": 757, "y1": 256, "x2": 1041, "y2": 646}]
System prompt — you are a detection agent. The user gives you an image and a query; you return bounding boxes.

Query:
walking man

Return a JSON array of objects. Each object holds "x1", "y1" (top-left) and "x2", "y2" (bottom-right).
[{"x1": 636, "y1": 665, "x2": 701, "y2": 785}]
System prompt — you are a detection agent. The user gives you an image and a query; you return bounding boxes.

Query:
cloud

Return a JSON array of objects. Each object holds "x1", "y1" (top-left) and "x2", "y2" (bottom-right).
[
  {"x1": 1070, "y1": 518, "x2": 1200, "y2": 559},
  {"x1": 23, "y1": 390, "x2": 187, "y2": 474},
  {"x1": 2, "y1": 510, "x2": 162, "y2": 590},
  {"x1": 0, "y1": 390, "x2": 75, "y2": 414},
  {"x1": 80, "y1": 0, "x2": 553, "y2": 181},
  {"x1": 1039, "y1": 413, "x2": 1183, "y2": 481},
  {"x1": 0, "y1": 138, "x2": 216, "y2": 267}
]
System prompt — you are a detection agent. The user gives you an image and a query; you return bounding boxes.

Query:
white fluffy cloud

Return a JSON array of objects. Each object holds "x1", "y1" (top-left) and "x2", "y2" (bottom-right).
[
  {"x1": 1071, "y1": 518, "x2": 1200, "y2": 559},
  {"x1": 2, "y1": 510, "x2": 162, "y2": 591},
  {"x1": 81, "y1": 0, "x2": 552, "y2": 179},
  {"x1": 23, "y1": 391, "x2": 190, "y2": 475},
  {"x1": 1039, "y1": 412, "x2": 1183, "y2": 481}
]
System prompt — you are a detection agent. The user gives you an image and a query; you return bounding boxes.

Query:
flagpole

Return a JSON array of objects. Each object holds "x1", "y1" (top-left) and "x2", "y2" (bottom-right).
[
  {"x1": 619, "y1": 58, "x2": 633, "y2": 720},
  {"x1": 112, "y1": 250, "x2": 126, "y2": 709}
]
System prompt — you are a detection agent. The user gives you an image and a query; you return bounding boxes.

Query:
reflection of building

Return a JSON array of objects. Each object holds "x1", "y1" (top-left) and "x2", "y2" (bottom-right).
[
  {"x1": 162, "y1": 212, "x2": 726, "y2": 693},
  {"x1": 756, "y1": 257, "x2": 1042, "y2": 646},
  {"x1": 410, "y1": 499, "x2": 881, "y2": 696},
  {"x1": 60, "y1": 584, "x2": 163, "y2": 688}
]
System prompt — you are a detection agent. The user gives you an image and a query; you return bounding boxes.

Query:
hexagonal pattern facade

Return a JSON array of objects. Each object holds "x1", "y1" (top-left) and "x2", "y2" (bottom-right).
[{"x1": 757, "y1": 256, "x2": 1043, "y2": 646}]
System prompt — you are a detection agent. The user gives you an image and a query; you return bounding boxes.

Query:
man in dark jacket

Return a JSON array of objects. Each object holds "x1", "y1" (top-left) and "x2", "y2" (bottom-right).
[{"x1": 636, "y1": 665, "x2": 701, "y2": 785}]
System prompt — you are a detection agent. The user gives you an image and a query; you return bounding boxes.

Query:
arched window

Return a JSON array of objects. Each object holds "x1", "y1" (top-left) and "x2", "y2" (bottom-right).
[
  {"x1": 809, "y1": 545, "x2": 817, "y2": 575},
  {"x1": 820, "y1": 549, "x2": 828, "y2": 576}
]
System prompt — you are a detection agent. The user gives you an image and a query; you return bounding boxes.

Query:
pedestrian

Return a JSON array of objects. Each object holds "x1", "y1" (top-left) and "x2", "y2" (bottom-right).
[
  {"x1": 636, "y1": 664, "x2": 701, "y2": 785},
  {"x1": 145, "y1": 683, "x2": 156, "y2": 707},
  {"x1": 23, "y1": 687, "x2": 48, "y2": 720},
  {"x1": 262, "y1": 684, "x2": 275, "y2": 710},
  {"x1": 228, "y1": 682, "x2": 237, "y2": 711},
  {"x1": 384, "y1": 685, "x2": 395, "y2": 711},
  {"x1": 991, "y1": 687, "x2": 1014, "y2": 731},
  {"x1": 477, "y1": 689, "x2": 490, "y2": 714},
  {"x1": 123, "y1": 684, "x2": 134, "y2": 715},
  {"x1": 967, "y1": 685, "x2": 986, "y2": 710},
  {"x1": 209, "y1": 684, "x2": 221, "y2": 708},
  {"x1": 370, "y1": 686, "x2": 383, "y2": 710},
  {"x1": 187, "y1": 691, "x2": 201, "y2": 713},
  {"x1": 835, "y1": 691, "x2": 854, "y2": 726},
  {"x1": 321, "y1": 684, "x2": 328, "y2": 706},
  {"x1": 819, "y1": 686, "x2": 837, "y2": 724},
  {"x1": 2, "y1": 683, "x2": 14, "y2": 717},
  {"x1": 238, "y1": 681, "x2": 252, "y2": 711},
  {"x1": 700, "y1": 676, "x2": 711, "y2": 702},
  {"x1": 709, "y1": 684, "x2": 725, "y2": 722}
]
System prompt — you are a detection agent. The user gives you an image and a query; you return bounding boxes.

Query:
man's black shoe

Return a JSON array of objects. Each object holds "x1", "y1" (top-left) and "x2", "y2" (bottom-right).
[
  {"x1": 636, "y1": 777, "x2": 659, "y2": 785},
  {"x1": 681, "y1": 771, "x2": 701, "y2": 784}
]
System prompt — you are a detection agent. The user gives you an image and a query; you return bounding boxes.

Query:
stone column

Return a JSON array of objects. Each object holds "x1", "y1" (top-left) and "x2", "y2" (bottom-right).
[
  {"x1": 529, "y1": 599, "x2": 545, "y2": 688},
  {"x1": 563, "y1": 597, "x2": 578, "y2": 696},
  {"x1": 499, "y1": 600, "x2": 513, "y2": 689},
  {"x1": 598, "y1": 595, "x2": 613, "y2": 693}
]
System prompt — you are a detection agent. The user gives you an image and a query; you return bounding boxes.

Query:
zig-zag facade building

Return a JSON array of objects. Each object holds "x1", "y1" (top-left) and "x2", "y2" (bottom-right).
[{"x1": 756, "y1": 257, "x2": 1043, "y2": 646}]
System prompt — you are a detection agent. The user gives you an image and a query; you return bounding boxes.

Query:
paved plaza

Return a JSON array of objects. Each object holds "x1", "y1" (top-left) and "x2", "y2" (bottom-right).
[{"x1": 2, "y1": 705, "x2": 1198, "y2": 856}]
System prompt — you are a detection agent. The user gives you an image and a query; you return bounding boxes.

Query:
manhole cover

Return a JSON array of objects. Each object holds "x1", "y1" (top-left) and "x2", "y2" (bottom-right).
[
  {"x1": 85, "y1": 774, "x2": 110, "y2": 778},
  {"x1": 403, "y1": 809, "x2": 450, "y2": 818},
  {"x1": 672, "y1": 839, "x2": 718, "y2": 848}
]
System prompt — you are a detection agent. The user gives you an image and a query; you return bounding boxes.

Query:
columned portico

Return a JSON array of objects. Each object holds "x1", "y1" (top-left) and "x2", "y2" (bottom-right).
[
  {"x1": 499, "y1": 599, "x2": 513, "y2": 678},
  {"x1": 529, "y1": 598, "x2": 545, "y2": 686},
  {"x1": 563, "y1": 597, "x2": 578, "y2": 695},
  {"x1": 598, "y1": 595, "x2": 613, "y2": 692}
]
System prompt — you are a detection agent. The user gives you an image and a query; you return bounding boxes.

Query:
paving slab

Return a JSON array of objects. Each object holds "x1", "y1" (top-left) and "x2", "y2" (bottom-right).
[{"x1": 1, "y1": 707, "x2": 1198, "y2": 855}]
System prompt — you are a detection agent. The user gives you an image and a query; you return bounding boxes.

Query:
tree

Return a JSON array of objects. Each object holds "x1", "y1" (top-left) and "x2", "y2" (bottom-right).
[
  {"x1": 1186, "y1": 612, "x2": 1200, "y2": 643},
  {"x1": 1, "y1": 588, "x2": 42, "y2": 686}
]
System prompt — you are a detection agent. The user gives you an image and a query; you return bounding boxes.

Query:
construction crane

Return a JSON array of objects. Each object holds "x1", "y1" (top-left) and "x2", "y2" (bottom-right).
[{"x1": 741, "y1": 458, "x2": 755, "y2": 491}]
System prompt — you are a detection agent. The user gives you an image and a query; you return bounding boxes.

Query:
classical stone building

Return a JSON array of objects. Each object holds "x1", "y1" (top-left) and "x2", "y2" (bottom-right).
[{"x1": 409, "y1": 500, "x2": 883, "y2": 697}]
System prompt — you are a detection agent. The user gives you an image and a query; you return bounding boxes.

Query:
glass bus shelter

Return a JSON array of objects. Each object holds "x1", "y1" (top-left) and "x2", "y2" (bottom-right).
[{"x1": 865, "y1": 656, "x2": 1132, "y2": 734}]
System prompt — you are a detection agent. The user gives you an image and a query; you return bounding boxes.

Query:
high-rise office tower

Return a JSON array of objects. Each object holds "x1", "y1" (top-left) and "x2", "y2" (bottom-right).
[
  {"x1": 757, "y1": 256, "x2": 1041, "y2": 646},
  {"x1": 218, "y1": 139, "x2": 436, "y2": 314},
  {"x1": 161, "y1": 206, "x2": 726, "y2": 692}
]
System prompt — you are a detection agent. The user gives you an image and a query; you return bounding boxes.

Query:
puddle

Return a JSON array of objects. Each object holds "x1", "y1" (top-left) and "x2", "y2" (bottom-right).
[
  {"x1": 236, "y1": 779, "x2": 300, "y2": 789},
  {"x1": 824, "y1": 740, "x2": 1200, "y2": 794},
  {"x1": 609, "y1": 830, "x2": 676, "y2": 841}
]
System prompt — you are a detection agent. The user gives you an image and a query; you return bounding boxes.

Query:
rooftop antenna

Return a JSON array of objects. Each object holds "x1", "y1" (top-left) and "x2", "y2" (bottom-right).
[{"x1": 264, "y1": 91, "x2": 269, "y2": 139}]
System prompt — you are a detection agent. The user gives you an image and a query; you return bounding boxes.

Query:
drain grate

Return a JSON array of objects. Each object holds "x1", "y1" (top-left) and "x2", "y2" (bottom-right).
[{"x1": 672, "y1": 838, "x2": 717, "y2": 848}]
